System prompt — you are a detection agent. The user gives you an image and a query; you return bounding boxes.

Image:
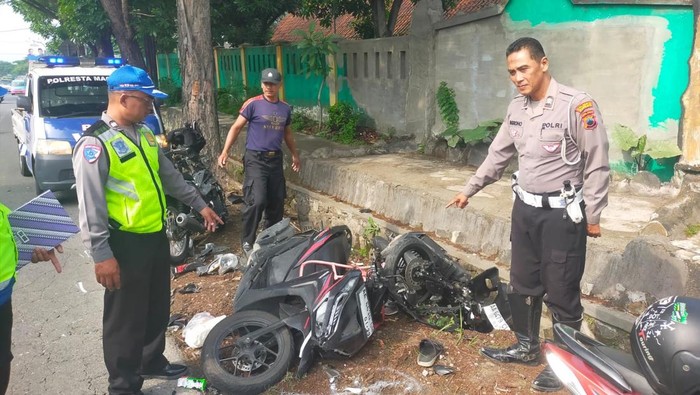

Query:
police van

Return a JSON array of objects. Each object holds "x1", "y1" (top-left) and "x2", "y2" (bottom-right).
[{"x1": 11, "y1": 56, "x2": 166, "y2": 194}]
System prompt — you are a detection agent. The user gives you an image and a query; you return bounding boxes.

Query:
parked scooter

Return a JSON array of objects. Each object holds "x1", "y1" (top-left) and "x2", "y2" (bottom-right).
[
  {"x1": 200, "y1": 220, "x2": 511, "y2": 394},
  {"x1": 543, "y1": 295, "x2": 700, "y2": 395},
  {"x1": 164, "y1": 122, "x2": 228, "y2": 263}
]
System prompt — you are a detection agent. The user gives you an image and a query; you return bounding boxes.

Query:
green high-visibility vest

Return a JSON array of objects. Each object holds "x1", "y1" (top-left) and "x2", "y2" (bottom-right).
[
  {"x1": 94, "y1": 124, "x2": 166, "y2": 233},
  {"x1": 0, "y1": 203, "x2": 19, "y2": 289}
]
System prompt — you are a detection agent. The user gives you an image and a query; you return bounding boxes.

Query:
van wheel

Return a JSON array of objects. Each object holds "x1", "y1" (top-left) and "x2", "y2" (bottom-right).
[{"x1": 19, "y1": 153, "x2": 31, "y2": 177}]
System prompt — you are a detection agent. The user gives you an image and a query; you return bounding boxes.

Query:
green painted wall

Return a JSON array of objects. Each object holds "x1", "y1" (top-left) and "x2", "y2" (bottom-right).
[{"x1": 505, "y1": 0, "x2": 692, "y2": 130}]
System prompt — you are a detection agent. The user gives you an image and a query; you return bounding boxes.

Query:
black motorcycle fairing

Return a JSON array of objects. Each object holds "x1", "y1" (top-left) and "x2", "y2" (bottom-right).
[
  {"x1": 236, "y1": 225, "x2": 353, "y2": 304},
  {"x1": 313, "y1": 270, "x2": 373, "y2": 357},
  {"x1": 234, "y1": 268, "x2": 332, "y2": 317}
]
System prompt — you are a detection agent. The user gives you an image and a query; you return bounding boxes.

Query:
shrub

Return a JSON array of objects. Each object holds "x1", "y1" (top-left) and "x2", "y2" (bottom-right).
[{"x1": 327, "y1": 102, "x2": 360, "y2": 144}]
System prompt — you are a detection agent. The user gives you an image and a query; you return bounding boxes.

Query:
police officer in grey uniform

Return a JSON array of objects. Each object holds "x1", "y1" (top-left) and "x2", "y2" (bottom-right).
[
  {"x1": 73, "y1": 65, "x2": 223, "y2": 395},
  {"x1": 447, "y1": 37, "x2": 609, "y2": 392}
]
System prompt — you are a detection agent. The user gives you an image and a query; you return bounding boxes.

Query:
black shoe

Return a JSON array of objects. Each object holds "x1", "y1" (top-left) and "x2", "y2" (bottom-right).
[
  {"x1": 480, "y1": 337, "x2": 541, "y2": 366},
  {"x1": 140, "y1": 363, "x2": 188, "y2": 380},
  {"x1": 481, "y1": 293, "x2": 543, "y2": 366},
  {"x1": 531, "y1": 365, "x2": 563, "y2": 392}
]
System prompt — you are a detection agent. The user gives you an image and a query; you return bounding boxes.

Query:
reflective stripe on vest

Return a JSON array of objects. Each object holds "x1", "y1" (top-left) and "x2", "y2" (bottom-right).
[
  {"x1": 0, "y1": 203, "x2": 18, "y2": 290},
  {"x1": 97, "y1": 126, "x2": 166, "y2": 233}
]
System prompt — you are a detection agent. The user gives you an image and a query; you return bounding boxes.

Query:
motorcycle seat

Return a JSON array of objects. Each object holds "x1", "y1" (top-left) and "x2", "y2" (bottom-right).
[{"x1": 589, "y1": 345, "x2": 656, "y2": 395}]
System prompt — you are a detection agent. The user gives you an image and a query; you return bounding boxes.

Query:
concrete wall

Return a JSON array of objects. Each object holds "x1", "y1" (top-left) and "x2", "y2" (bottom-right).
[
  {"x1": 337, "y1": 37, "x2": 410, "y2": 135},
  {"x1": 430, "y1": 0, "x2": 692, "y2": 160}
]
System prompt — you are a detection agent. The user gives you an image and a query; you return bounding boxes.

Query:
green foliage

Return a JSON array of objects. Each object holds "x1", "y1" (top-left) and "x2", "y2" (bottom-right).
[
  {"x1": 436, "y1": 81, "x2": 460, "y2": 131},
  {"x1": 290, "y1": 113, "x2": 317, "y2": 133},
  {"x1": 440, "y1": 119, "x2": 503, "y2": 148},
  {"x1": 327, "y1": 101, "x2": 361, "y2": 144},
  {"x1": 157, "y1": 78, "x2": 182, "y2": 106},
  {"x1": 210, "y1": 0, "x2": 298, "y2": 47},
  {"x1": 685, "y1": 224, "x2": 700, "y2": 237},
  {"x1": 612, "y1": 124, "x2": 682, "y2": 172},
  {"x1": 216, "y1": 80, "x2": 262, "y2": 114},
  {"x1": 356, "y1": 217, "x2": 381, "y2": 258},
  {"x1": 436, "y1": 81, "x2": 503, "y2": 148},
  {"x1": 294, "y1": 22, "x2": 339, "y2": 79}
]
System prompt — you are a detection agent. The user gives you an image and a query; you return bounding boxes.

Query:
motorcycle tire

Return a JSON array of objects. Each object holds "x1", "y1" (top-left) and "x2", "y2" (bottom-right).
[
  {"x1": 166, "y1": 205, "x2": 191, "y2": 264},
  {"x1": 201, "y1": 310, "x2": 293, "y2": 395}
]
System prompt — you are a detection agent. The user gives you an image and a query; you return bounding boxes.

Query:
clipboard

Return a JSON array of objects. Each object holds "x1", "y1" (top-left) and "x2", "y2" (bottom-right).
[{"x1": 7, "y1": 190, "x2": 79, "y2": 268}]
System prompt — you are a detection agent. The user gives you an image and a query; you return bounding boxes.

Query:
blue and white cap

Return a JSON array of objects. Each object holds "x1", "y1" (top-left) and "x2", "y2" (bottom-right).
[{"x1": 107, "y1": 65, "x2": 168, "y2": 99}]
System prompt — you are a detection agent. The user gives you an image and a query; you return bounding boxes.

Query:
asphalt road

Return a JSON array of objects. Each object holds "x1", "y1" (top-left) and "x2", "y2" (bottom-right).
[{"x1": 1, "y1": 95, "x2": 189, "y2": 395}]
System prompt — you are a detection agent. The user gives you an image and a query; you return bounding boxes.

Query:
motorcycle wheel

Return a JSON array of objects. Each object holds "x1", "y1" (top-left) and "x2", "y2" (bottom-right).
[
  {"x1": 201, "y1": 310, "x2": 293, "y2": 395},
  {"x1": 166, "y1": 206, "x2": 190, "y2": 264},
  {"x1": 382, "y1": 237, "x2": 436, "y2": 312}
]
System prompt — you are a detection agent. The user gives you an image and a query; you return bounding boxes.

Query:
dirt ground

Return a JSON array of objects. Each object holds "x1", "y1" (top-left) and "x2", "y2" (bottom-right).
[{"x1": 168, "y1": 201, "x2": 568, "y2": 395}]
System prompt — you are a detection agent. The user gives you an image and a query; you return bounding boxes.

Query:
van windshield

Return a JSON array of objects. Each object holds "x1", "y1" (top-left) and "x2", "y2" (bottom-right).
[{"x1": 38, "y1": 75, "x2": 108, "y2": 118}]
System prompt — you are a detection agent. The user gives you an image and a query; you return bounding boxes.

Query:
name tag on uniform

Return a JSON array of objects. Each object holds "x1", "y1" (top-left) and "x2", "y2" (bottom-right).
[{"x1": 111, "y1": 137, "x2": 136, "y2": 162}]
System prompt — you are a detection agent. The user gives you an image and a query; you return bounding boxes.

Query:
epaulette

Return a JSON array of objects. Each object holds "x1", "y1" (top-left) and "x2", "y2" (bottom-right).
[{"x1": 83, "y1": 120, "x2": 110, "y2": 137}]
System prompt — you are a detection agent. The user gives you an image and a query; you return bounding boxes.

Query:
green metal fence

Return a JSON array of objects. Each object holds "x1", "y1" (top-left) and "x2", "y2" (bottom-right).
[{"x1": 155, "y1": 44, "x2": 351, "y2": 109}]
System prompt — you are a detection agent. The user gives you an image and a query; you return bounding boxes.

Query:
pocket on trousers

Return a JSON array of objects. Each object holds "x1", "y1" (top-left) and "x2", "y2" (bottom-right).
[
  {"x1": 243, "y1": 179, "x2": 254, "y2": 205},
  {"x1": 549, "y1": 248, "x2": 584, "y2": 286}
]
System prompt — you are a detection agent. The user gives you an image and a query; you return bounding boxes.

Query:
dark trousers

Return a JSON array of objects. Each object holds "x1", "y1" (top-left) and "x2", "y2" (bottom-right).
[
  {"x1": 509, "y1": 196, "x2": 587, "y2": 322},
  {"x1": 104, "y1": 229, "x2": 170, "y2": 395},
  {"x1": 0, "y1": 300, "x2": 12, "y2": 395},
  {"x1": 241, "y1": 150, "x2": 286, "y2": 245}
]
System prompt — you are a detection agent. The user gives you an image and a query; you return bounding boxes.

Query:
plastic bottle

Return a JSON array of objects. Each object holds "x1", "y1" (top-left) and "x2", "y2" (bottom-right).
[{"x1": 176, "y1": 377, "x2": 207, "y2": 391}]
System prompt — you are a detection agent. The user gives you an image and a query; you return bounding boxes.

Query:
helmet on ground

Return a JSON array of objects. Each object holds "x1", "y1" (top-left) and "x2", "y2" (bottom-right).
[{"x1": 630, "y1": 296, "x2": 700, "y2": 395}]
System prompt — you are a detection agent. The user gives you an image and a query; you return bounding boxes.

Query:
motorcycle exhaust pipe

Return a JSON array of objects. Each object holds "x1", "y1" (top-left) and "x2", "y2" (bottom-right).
[{"x1": 176, "y1": 213, "x2": 205, "y2": 233}]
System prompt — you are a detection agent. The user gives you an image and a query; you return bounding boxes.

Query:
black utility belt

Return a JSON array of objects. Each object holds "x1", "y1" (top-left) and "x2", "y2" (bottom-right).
[{"x1": 247, "y1": 149, "x2": 282, "y2": 158}]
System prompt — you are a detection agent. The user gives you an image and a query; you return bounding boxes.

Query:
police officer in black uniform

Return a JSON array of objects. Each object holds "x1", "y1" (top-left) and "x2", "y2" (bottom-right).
[
  {"x1": 447, "y1": 37, "x2": 609, "y2": 392},
  {"x1": 73, "y1": 66, "x2": 223, "y2": 395}
]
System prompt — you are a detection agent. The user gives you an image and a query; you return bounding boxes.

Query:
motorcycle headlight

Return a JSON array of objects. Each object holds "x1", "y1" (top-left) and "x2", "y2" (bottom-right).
[
  {"x1": 155, "y1": 134, "x2": 168, "y2": 148},
  {"x1": 35, "y1": 139, "x2": 72, "y2": 155}
]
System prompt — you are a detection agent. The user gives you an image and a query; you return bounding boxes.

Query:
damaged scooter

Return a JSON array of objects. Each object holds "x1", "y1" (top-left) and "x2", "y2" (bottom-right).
[
  {"x1": 164, "y1": 122, "x2": 228, "y2": 264},
  {"x1": 200, "y1": 220, "x2": 511, "y2": 394}
]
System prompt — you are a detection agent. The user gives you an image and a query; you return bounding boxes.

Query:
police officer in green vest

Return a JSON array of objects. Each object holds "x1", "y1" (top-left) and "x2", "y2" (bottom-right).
[
  {"x1": 72, "y1": 65, "x2": 223, "y2": 395},
  {"x1": 1, "y1": 202, "x2": 63, "y2": 395}
]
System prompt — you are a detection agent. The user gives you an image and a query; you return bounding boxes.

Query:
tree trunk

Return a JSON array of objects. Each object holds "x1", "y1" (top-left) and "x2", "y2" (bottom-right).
[
  {"x1": 679, "y1": 0, "x2": 700, "y2": 170},
  {"x1": 99, "y1": 0, "x2": 146, "y2": 69},
  {"x1": 386, "y1": 0, "x2": 403, "y2": 37},
  {"x1": 176, "y1": 0, "x2": 221, "y2": 157},
  {"x1": 97, "y1": 30, "x2": 115, "y2": 57},
  {"x1": 143, "y1": 34, "x2": 158, "y2": 83},
  {"x1": 371, "y1": 0, "x2": 388, "y2": 38}
]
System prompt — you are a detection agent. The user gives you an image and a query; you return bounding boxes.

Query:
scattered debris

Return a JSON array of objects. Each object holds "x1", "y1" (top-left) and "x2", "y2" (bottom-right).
[
  {"x1": 433, "y1": 365, "x2": 455, "y2": 376},
  {"x1": 182, "y1": 312, "x2": 226, "y2": 348},
  {"x1": 177, "y1": 376, "x2": 207, "y2": 391},
  {"x1": 178, "y1": 283, "x2": 201, "y2": 294}
]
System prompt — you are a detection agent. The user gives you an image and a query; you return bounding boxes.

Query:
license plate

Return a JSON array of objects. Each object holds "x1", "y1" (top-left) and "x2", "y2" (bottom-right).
[
  {"x1": 357, "y1": 286, "x2": 374, "y2": 337},
  {"x1": 483, "y1": 303, "x2": 510, "y2": 330}
]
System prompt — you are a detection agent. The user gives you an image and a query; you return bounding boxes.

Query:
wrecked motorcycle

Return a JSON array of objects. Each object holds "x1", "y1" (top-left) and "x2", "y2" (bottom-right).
[
  {"x1": 200, "y1": 221, "x2": 511, "y2": 394},
  {"x1": 164, "y1": 122, "x2": 228, "y2": 264}
]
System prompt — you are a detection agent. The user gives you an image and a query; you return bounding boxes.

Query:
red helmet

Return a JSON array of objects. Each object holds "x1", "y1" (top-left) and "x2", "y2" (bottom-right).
[{"x1": 630, "y1": 296, "x2": 700, "y2": 395}]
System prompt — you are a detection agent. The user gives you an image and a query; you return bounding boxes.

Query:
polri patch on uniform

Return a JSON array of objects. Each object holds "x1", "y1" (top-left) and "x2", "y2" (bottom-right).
[
  {"x1": 575, "y1": 101, "x2": 593, "y2": 114},
  {"x1": 111, "y1": 138, "x2": 133, "y2": 159},
  {"x1": 83, "y1": 144, "x2": 102, "y2": 163},
  {"x1": 144, "y1": 132, "x2": 157, "y2": 147},
  {"x1": 582, "y1": 112, "x2": 598, "y2": 130}
]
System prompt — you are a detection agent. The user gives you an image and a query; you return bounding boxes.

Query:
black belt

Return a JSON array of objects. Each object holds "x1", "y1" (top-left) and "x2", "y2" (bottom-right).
[{"x1": 247, "y1": 149, "x2": 282, "y2": 158}]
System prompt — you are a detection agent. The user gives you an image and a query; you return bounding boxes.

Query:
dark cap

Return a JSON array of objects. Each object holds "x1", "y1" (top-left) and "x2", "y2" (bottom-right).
[
  {"x1": 107, "y1": 65, "x2": 168, "y2": 99},
  {"x1": 261, "y1": 68, "x2": 282, "y2": 84}
]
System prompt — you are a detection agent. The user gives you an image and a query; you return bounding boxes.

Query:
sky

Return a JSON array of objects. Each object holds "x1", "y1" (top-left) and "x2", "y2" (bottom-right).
[{"x1": 0, "y1": 4, "x2": 46, "y2": 63}]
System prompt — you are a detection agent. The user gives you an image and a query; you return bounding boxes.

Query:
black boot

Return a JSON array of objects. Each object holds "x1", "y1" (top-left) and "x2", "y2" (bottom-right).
[
  {"x1": 480, "y1": 293, "x2": 543, "y2": 366},
  {"x1": 531, "y1": 316, "x2": 583, "y2": 392}
]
